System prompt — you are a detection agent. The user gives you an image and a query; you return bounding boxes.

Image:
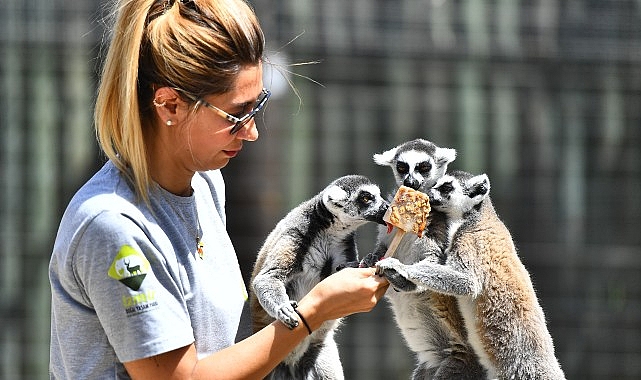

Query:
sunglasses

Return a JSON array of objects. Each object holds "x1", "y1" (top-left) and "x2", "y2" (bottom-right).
[{"x1": 200, "y1": 88, "x2": 271, "y2": 134}]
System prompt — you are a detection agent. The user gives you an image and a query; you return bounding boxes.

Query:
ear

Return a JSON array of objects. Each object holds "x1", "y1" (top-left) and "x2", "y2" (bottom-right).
[
  {"x1": 467, "y1": 174, "x2": 490, "y2": 202},
  {"x1": 435, "y1": 147, "x2": 457, "y2": 165},
  {"x1": 373, "y1": 146, "x2": 398, "y2": 166},
  {"x1": 323, "y1": 185, "x2": 348, "y2": 208},
  {"x1": 433, "y1": 174, "x2": 452, "y2": 189},
  {"x1": 153, "y1": 87, "x2": 183, "y2": 124}
]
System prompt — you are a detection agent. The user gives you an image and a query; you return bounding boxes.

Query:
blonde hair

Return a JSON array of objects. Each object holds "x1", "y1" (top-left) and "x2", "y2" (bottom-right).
[{"x1": 95, "y1": 0, "x2": 264, "y2": 203}]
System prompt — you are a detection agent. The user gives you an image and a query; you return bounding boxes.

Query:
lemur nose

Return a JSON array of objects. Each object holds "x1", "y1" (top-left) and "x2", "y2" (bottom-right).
[{"x1": 403, "y1": 177, "x2": 421, "y2": 190}]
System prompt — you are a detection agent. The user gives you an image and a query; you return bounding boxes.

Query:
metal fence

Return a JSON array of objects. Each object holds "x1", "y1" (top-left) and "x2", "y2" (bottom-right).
[{"x1": 1, "y1": 0, "x2": 640, "y2": 379}]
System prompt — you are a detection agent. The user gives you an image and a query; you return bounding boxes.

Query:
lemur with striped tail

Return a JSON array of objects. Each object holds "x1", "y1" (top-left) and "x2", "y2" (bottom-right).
[
  {"x1": 361, "y1": 139, "x2": 486, "y2": 379},
  {"x1": 376, "y1": 170, "x2": 566, "y2": 379},
  {"x1": 251, "y1": 175, "x2": 389, "y2": 380}
]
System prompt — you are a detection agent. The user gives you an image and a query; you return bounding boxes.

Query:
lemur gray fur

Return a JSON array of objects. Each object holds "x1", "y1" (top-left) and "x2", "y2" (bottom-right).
[
  {"x1": 376, "y1": 170, "x2": 566, "y2": 379},
  {"x1": 250, "y1": 174, "x2": 389, "y2": 380},
  {"x1": 361, "y1": 139, "x2": 486, "y2": 380}
]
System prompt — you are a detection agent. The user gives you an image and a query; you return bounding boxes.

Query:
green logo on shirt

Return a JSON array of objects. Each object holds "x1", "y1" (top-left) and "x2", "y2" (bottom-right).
[{"x1": 108, "y1": 245, "x2": 151, "y2": 291}]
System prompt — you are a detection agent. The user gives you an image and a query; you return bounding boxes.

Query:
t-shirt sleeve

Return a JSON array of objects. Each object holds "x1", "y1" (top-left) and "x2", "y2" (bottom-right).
[{"x1": 73, "y1": 210, "x2": 195, "y2": 363}]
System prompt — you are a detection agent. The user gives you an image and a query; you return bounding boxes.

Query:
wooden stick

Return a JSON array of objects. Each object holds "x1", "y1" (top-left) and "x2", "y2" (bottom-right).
[{"x1": 383, "y1": 228, "x2": 406, "y2": 259}]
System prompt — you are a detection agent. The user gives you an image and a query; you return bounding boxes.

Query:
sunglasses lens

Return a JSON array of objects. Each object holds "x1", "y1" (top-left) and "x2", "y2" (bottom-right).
[
  {"x1": 256, "y1": 91, "x2": 269, "y2": 110},
  {"x1": 228, "y1": 89, "x2": 271, "y2": 134}
]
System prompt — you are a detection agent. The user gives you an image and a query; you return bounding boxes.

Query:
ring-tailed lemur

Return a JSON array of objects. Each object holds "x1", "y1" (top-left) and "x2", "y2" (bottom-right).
[
  {"x1": 250, "y1": 175, "x2": 389, "y2": 380},
  {"x1": 363, "y1": 138, "x2": 457, "y2": 265},
  {"x1": 376, "y1": 170, "x2": 566, "y2": 379},
  {"x1": 361, "y1": 139, "x2": 486, "y2": 380}
]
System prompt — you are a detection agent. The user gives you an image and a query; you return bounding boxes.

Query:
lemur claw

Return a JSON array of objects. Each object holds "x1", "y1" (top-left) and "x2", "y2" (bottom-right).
[
  {"x1": 376, "y1": 258, "x2": 417, "y2": 292},
  {"x1": 360, "y1": 252, "x2": 382, "y2": 268},
  {"x1": 276, "y1": 301, "x2": 299, "y2": 329}
]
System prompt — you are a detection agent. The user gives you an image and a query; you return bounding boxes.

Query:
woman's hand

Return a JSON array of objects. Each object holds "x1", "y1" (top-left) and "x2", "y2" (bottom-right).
[{"x1": 295, "y1": 267, "x2": 390, "y2": 332}]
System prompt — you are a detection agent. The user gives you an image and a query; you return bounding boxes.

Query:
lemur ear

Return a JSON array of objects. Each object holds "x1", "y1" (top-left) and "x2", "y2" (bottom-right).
[
  {"x1": 373, "y1": 146, "x2": 398, "y2": 166},
  {"x1": 467, "y1": 174, "x2": 491, "y2": 202},
  {"x1": 433, "y1": 174, "x2": 452, "y2": 188},
  {"x1": 435, "y1": 147, "x2": 457, "y2": 165},
  {"x1": 323, "y1": 185, "x2": 348, "y2": 208}
]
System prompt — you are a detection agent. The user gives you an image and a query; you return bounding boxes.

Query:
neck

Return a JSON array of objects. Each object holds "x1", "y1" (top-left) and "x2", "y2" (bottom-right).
[
  {"x1": 146, "y1": 127, "x2": 194, "y2": 197},
  {"x1": 151, "y1": 165, "x2": 194, "y2": 196}
]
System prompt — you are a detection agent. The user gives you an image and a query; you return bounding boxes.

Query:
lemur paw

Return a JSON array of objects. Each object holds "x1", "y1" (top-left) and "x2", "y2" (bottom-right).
[
  {"x1": 336, "y1": 261, "x2": 360, "y2": 271},
  {"x1": 375, "y1": 257, "x2": 405, "y2": 275},
  {"x1": 359, "y1": 252, "x2": 382, "y2": 268},
  {"x1": 276, "y1": 301, "x2": 299, "y2": 329},
  {"x1": 375, "y1": 258, "x2": 417, "y2": 292}
]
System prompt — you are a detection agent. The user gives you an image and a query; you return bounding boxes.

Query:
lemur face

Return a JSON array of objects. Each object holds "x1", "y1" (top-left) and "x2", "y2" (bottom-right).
[
  {"x1": 373, "y1": 139, "x2": 457, "y2": 192},
  {"x1": 428, "y1": 171, "x2": 491, "y2": 217},
  {"x1": 322, "y1": 175, "x2": 389, "y2": 226}
]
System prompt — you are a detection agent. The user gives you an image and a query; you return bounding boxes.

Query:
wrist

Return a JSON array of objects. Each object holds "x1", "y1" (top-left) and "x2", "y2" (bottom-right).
[
  {"x1": 292, "y1": 303, "x2": 312, "y2": 335},
  {"x1": 294, "y1": 293, "x2": 323, "y2": 332}
]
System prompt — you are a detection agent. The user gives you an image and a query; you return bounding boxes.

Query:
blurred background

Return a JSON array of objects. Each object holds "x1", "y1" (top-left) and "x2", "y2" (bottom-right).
[{"x1": 1, "y1": 0, "x2": 640, "y2": 378}]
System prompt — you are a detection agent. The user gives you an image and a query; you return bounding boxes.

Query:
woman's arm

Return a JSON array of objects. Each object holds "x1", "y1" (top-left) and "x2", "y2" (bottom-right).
[{"x1": 124, "y1": 267, "x2": 389, "y2": 380}]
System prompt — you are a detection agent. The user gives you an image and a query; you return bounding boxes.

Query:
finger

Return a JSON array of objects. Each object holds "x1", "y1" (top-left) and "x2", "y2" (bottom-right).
[
  {"x1": 365, "y1": 271, "x2": 389, "y2": 296},
  {"x1": 374, "y1": 282, "x2": 390, "y2": 300},
  {"x1": 359, "y1": 267, "x2": 377, "y2": 277}
]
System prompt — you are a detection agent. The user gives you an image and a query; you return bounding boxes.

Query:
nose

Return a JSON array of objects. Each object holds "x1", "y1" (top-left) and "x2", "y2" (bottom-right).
[
  {"x1": 370, "y1": 200, "x2": 390, "y2": 225},
  {"x1": 403, "y1": 176, "x2": 421, "y2": 190},
  {"x1": 236, "y1": 119, "x2": 259, "y2": 141}
]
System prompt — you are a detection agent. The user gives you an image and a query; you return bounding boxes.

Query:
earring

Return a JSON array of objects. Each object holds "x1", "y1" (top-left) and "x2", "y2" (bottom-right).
[
  {"x1": 153, "y1": 98, "x2": 167, "y2": 107},
  {"x1": 166, "y1": 120, "x2": 173, "y2": 126}
]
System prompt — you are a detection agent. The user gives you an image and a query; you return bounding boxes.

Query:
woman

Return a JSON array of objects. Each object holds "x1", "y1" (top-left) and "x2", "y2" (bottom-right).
[{"x1": 48, "y1": 0, "x2": 389, "y2": 378}]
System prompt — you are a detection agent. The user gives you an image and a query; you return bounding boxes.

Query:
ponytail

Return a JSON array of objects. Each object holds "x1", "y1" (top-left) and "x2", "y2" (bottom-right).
[{"x1": 95, "y1": 0, "x2": 157, "y2": 204}]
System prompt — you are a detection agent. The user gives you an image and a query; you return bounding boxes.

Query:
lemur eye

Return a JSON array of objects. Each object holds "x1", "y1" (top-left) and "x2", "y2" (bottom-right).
[
  {"x1": 358, "y1": 191, "x2": 374, "y2": 205},
  {"x1": 396, "y1": 162, "x2": 409, "y2": 174},
  {"x1": 416, "y1": 162, "x2": 432, "y2": 174},
  {"x1": 439, "y1": 182, "x2": 454, "y2": 194}
]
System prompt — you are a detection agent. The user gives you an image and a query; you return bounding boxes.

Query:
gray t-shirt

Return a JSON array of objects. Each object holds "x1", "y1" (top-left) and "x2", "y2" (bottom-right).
[{"x1": 49, "y1": 161, "x2": 248, "y2": 379}]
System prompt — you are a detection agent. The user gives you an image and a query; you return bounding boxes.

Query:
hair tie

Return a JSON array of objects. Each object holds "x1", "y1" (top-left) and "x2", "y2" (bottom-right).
[
  {"x1": 163, "y1": 0, "x2": 175, "y2": 13},
  {"x1": 147, "y1": 0, "x2": 176, "y2": 24}
]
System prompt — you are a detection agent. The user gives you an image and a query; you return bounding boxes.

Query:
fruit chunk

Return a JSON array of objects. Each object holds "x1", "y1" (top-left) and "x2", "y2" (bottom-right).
[
  {"x1": 383, "y1": 186, "x2": 430, "y2": 238},
  {"x1": 382, "y1": 186, "x2": 431, "y2": 259}
]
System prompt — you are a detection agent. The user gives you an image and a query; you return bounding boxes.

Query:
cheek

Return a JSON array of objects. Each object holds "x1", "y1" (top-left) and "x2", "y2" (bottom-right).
[
  {"x1": 190, "y1": 123, "x2": 231, "y2": 145},
  {"x1": 188, "y1": 111, "x2": 231, "y2": 138}
]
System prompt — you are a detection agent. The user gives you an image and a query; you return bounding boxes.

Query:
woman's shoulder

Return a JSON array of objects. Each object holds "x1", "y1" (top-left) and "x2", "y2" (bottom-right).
[
  {"x1": 53, "y1": 162, "x2": 159, "y2": 267},
  {"x1": 63, "y1": 162, "x2": 146, "y2": 227}
]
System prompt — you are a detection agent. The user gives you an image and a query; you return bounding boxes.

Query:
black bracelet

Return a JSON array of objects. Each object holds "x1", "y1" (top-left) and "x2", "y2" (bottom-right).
[{"x1": 292, "y1": 304, "x2": 312, "y2": 335}]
